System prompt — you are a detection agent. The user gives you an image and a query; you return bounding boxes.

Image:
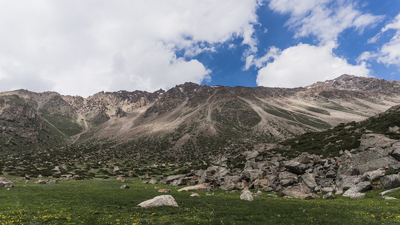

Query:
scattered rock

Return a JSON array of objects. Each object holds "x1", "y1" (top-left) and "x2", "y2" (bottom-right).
[
  {"x1": 138, "y1": 195, "x2": 178, "y2": 208},
  {"x1": 323, "y1": 192, "x2": 335, "y2": 199},
  {"x1": 382, "y1": 196, "x2": 397, "y2": 200},
  {"x1": 300, "y1": 193, "x2": 320, "y2": 200},
  {"x1": 0, "y1": 178, "x2": 14, "y2": 188},
  {"x1": 120, "y1": 185, "x2": 130, "y2": 189},
  {"x1": 177, "y1": 183, "x2": 212, "y2": 192},
  {"x1": 149, "y1": 178, "x2": 158, "y2": 184},
  {"x1": 267, "y1": 194, "x2": 277, "y2": 198},
  {"x1": 190, "y1": 193, "x2": 200, "y2": 197},
  {"x1": 240, "y1": 190, "x2": 253, "y2": 201},
  {"x1": 158, "y1": 189, "x2": 171, "y2": 193},
  {"x1": 379, "y1": 187, "x2": 400, "y2": 196}
]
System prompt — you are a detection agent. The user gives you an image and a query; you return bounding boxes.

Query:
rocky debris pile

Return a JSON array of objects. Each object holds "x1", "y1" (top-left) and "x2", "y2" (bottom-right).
[
  {"x1": 138, "y1": 195, "x2": 178, "y2": 208},
  {"x1": 166, "y1": 133, "x2": 400, "y2": 199},
  {"x1": 0, "y1": 177, "x2": 14, "y2": 188}
]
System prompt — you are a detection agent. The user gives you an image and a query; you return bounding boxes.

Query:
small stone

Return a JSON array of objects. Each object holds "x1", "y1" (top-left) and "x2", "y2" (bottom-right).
[
  {"x1": 382, "y1": 196, "x2": 397, "y2": 200},
  {"x1": 120, "y1": 185, "x2": 130, "y2": 189},
  {"x1": 158, "y1": 189, "x2": 171, "y2": 193},
  {"x1": 323, "y1": 192, "x2": 335, "y2": 200},
  {"x1": 190, "y1": 193, "x2": 200, "y2": 197}
]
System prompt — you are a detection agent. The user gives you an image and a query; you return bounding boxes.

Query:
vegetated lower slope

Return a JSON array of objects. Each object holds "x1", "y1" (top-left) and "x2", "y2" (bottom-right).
[{"x1": 275, "y1": 104, "x2": 400, "y2": 158}]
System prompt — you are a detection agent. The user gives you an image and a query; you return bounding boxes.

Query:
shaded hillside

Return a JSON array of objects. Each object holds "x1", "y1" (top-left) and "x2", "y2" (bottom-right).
[{"x1": 275, "y1": 105, "x2": 400, "y2": 158}]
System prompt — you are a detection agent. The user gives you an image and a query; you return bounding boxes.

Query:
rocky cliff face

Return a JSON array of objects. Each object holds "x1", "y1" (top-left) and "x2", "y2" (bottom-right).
[{"x1": 1, "y1": 74, "x2": 400, "y2": 155}]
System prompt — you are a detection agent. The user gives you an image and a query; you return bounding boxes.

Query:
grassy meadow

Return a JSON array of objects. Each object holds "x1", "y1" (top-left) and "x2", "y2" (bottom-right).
[{"x1": 1, "y1": 177, "x2": 400, "y2": 224}]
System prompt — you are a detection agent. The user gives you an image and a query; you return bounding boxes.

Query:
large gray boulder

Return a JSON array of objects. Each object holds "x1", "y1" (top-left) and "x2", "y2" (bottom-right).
[
  {"x1": 279, "y1": 171, "x2": 298, "y2": 187},
  {"x1": 220, "y1": 176, "x2": 241, "y2": 191},
  {"x1": 343, "y1": 181, "x2": 371, "y2": 197},
  {"x1": 282, "y1": 160, "x2": 308, "y2": 175},
  {"x1": 138, "y1": 195, "x2": 179, "y2": 208},
  {"x1": 362, "y1": 169, "x2": 385, "y2": 181},
  {"x1": 336, "y1": 175, "x2": 362, "y2": 191},
  {"x1": 380, "y1": 174, "x2": 400, "y2": 189},
  {"x1": 242, "y1": 169, "x2": 263, "y2": 182},
  {"x1": 337, "y1": 149, "x2": 398, "y2": 175},
  {"x1": 301, "y1": 173, "x2": 317, "y2": 190},
  {"x1": 359, "y1": 134, "x2": 397, "y2": 151}
]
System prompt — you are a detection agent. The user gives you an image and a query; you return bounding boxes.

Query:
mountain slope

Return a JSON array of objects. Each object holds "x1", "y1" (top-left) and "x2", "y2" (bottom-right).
[{"x1": 0, "y1": 74, "x2": 399, "y2": 156}]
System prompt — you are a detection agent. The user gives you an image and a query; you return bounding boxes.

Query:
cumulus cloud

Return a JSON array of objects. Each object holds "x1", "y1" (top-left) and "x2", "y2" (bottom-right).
[
  {"x1": 268, "y1": 0, "x2": 383, "y2": 43},
  {"x1": 247, "y1": 0, "x2": 379, "y2": 88},
  {"x1": 0, "y1": 1, "x2": 261, "y2": 97},
  {"x1": 360, "y1": 13, "x2": 400, "y2": 67},
  {"x1": 256, "y1": 42, "x2": 370, "y2": 88}
]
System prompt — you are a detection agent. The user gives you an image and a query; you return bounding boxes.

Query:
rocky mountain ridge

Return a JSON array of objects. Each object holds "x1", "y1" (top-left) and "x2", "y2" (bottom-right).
[{"x1": 0, "y1": 74, "x2": 400, "y2": 156}]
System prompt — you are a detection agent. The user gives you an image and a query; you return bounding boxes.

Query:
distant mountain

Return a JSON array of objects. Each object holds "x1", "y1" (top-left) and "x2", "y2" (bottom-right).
[{"x1": 1, "y1": 74, "x2": 400, "y2": 160}]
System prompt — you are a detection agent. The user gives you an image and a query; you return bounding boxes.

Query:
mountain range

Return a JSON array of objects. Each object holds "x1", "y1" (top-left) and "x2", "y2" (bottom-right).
[{"x1": 1, "y1": 74, "x2": 400, "y2": 161}]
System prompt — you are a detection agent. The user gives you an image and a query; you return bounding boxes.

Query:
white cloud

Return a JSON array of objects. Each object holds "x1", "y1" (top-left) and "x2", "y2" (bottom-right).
[
  {"x1": 359, "y1": 13, "x2": 400, "y2": 67},
  {"x1": 268, "y1": 0, "x2": 383, "y2": 44},
  {"x1": 0, "y1": 1, "x2": 261, "y2": 97},
  {"x1": 256, "y1": 42, "x2": 371, "y2": 88}
]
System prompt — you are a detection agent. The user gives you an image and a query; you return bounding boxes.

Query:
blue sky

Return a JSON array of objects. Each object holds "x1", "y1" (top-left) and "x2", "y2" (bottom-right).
[{"x1": 0, "y1": 1, "x2": 399, "y2": 97}]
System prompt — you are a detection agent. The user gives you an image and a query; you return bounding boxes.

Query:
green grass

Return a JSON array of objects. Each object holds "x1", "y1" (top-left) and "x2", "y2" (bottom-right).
[
  {"x1": 263, "y1": 105, "x2": 331, "y2": 130},
  {"x1": 1, "y1": 178, "x2": 400, "y2": 224},
  {"x1": 297, "y1": 105, "x2": 331, "y2": 115},
  {"x1": 40, "y1": 110, "x2": 83, "y2": 137}
]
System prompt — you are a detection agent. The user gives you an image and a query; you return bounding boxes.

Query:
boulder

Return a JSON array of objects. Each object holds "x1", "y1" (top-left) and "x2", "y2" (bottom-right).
[
  {"x1": 281, "y1": 184, "x2": 310, "y2": 198},
  {"x1": 72, "y1": 175, "x2": 80, "y2": 180},
  {"x1": 190, "y1": 193, "x2": 200, "y2": 197},
  {"x1": 362, "y1": 169, "x2": 385, "y2": 181},
  {"x1": 320, "y1": 187, "x2": 334, "y2": 194},
  {"x1": 138, "y1": 195, "x2": 178, "y2": 208},
  {"x1": 246, "y1": 151, "x2": 259, "y2": 161},
  {"x1": 283, "y1": 160, "x2": 308, "y2": 175},
  {"x1": 359, "y1": 134, "x2": 397, "y2": 151},
  {"x1": 35, "y1": 180, "x2": 47, "y2": 184},
  {"x1": 48, "y1": 179, "x2": 58, "y2": 184},
  {"x1": 177, "y1": 183, "x2": 212, "y2": 192},
  {"x1": 240, "y1": 190, "x2": 253, "y2": 201},
  {"x1": 343, "y1": 181, "x2": 371, "y2": 197},
  {"x1": 349, "y1": 193, "x2": 366, "y2": 199},
  {"x1": 382, "y1": 196, "x2": 397, "y2": 200},
  {"x1": 0, "y1": 178, "x2": 14, "y2": 188},
  {"x1": 165, "y1": 175, "x2": 185, "y2": 184},
  {"x1": 391, "y1": 143, "x2": 400, "y2": 161},
  {"x1": 318, "y1": 178, "x2": 334, "y2": 187},
  {"x1": 220, "y1": 176, "x2": 241, "y2": 191},
  {"x1": 323, "y1": 192, "x2": 335, "y2": 199},
  {"x1": 379, "y1": 187, "x2": 400, "y2": 196},
  {"x1": 253, "y1": 179, "x2": 270, "y2": 190},
  {"x1": 279, "y1": 171, "x2": 298, "y2": 187},
  {"x1": 336, "y1": 175, "x2": 361, "y2": 191},
  {"x1": 242, "y1": 169, "x2": 263, "y2": 182},
  {"x1": 301, "y1": 173, "x2": 317, "y2": 190},
  {"x1": 380, "y1": 174, "x2": 400, "y2": 189},
  {"x1": 120, "y1": 185, "x2": 130, "y2": 189},
  {"x1": 170, "y1": 178, "x2": 187, "y2": 186},
  {"x1": 116, "y1": 177, "x2": 125, "y2": 182},
  {"x1": 149, "y1": 178, "x2": 158, "y2": 184},
  {"x1": 113, "y1": 166, "x2": 120, "y2": 173},
  {"x1": 338, "y1": 149, "x2": 398, "y2": 175},
  {"x1": 300, "y1": 193, "x2": 320, "y2": 200}
]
